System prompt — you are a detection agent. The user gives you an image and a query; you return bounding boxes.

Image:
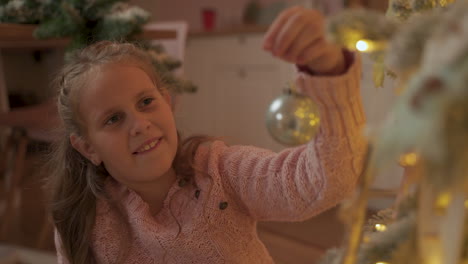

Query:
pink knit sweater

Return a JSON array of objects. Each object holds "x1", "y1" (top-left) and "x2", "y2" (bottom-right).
[{"x1": 56, "y1": 54, "x2": 366, "y2": 263}]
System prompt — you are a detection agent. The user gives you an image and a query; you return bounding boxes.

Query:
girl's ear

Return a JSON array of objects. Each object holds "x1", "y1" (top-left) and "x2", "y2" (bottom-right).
[{"x1": 70, "y1": 133, "x2": 102, "y2": 166}]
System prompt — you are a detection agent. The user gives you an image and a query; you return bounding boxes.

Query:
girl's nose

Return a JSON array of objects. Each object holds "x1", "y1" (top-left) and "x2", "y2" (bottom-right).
[{"x1": 129, "y1": 112, "x2": 151, "y2": 136}]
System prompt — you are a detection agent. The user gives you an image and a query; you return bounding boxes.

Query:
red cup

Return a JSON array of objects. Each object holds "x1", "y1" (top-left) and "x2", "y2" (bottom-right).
[{"x1": 202, "y1": 8, "x2": 216, "y2": 31}]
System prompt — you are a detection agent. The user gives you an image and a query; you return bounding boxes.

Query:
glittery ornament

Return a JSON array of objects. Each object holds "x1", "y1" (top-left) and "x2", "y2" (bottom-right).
[{"x1": 266, "y1": 87, "x2": 320, "y2": 146}]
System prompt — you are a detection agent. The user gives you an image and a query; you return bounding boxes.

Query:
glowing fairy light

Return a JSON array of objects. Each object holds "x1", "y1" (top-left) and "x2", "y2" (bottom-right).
[
  {"x1": 435, "y1": 192, "x2": 451, "y2": 211},
  {"x1": 356, "y1": 40, "x2": 370, "y2": 52},
  {"x1": 353, "y1": 39, "x2": 387, "y2": 53},
  {"x1": 399, "y1": 152, "x2": 419, "y2": 167},
  {"x1": 374, "y1": 224, "x2": 387, "y2": 232}
]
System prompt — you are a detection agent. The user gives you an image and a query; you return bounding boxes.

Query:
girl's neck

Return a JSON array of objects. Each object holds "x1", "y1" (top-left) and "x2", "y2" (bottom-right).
[{"x1": 133, "y1": 168, "x2": 177, "y2": 215}]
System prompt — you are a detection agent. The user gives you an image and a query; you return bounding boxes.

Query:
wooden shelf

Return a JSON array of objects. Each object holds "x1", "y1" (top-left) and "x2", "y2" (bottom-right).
[
  {"x1": 189, "y1": 24, "x2": 269, "y2": 38},
  {"x1": 0, "y1": 23, "x2": 177, "y2": 49}
]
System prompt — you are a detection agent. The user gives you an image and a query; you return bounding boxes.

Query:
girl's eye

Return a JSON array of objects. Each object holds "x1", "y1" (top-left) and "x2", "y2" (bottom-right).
[
  {"x1": 140, "y1": 97, "x2": 155, "y2": 107},
  {"x1": 105, "y1": 114, "x2": 121, "y2": 125}
]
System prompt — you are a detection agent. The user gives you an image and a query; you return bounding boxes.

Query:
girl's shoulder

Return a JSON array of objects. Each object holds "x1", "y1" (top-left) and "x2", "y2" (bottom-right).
[{"x1": 193, "y1": 139, "x2": 226, "y2": 169}]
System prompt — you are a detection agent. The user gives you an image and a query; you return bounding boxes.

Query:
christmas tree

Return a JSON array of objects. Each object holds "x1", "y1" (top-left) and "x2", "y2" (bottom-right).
[
  {"x1": 0, "y1": 0, "x2": 196, "y2": 94},
  {"x1": 319, "y1": 0, "x2": 468, "y2": 263}
]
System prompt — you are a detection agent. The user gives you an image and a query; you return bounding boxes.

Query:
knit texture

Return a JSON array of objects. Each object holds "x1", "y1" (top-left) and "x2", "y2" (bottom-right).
[{"x1": 55, "y1": 54, "x2": 366, "y2": 263}]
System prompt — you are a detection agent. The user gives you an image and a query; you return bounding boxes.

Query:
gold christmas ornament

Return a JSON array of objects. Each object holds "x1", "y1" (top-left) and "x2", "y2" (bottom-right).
[{"x1": 266, "y1": 86, "x2": 320, "y2": 146}]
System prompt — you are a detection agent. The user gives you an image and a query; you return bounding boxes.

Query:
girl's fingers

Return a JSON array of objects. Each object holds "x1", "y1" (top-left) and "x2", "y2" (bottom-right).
[
  {"x1": 300, "y1": 44, "x2": 345, "y2": 74},
  {"x1": 273, "y1": 12, "x2": 308, "y2": 56},
  {"x1": 284, "y1": 27, "x2": 322, "y2": 62},
  {"x1": 263, "y1": 6, "x2": 302, "y2": 50},
  {"x1": 297, "y1": 39, "x2": 328, "y2": 65},
  {"x1": 264, "y1": 7, "x2": 337, "y2": 69}
]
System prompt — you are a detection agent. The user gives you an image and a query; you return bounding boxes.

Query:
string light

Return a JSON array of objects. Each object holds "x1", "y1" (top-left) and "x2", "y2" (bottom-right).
[
  {"x1": 374, "y1": 224, "x2": 387, "y2": 232},
  {"x1": 435, "y1": 192, "x2": 451, "y2": 211},
  {"x1": 399, "y1": 152, "x2": 419, "y2": 167},
  {"x1": 356, "y1": 40, "x2": 369, "y2": 52},
  {"x1": 353, "y1": 39, "x2": 387, "y2": 53},
  {"x1": 434, "y1": 193, "x2": 468, "y2": 214}
]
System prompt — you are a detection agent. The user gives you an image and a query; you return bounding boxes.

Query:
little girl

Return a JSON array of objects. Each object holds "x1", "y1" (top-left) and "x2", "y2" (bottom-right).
[{"x1": 48, "y1": 6, "x2": 366, "y2": 264}]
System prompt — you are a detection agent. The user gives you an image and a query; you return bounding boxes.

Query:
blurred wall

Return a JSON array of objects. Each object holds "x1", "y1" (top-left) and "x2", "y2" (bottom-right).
[
  {"x1": 130, "y1": 0, "x2": 344, "y2": 31},
  {"x1": 130, "y1": 0, "x2": 392, "y2": 32}
]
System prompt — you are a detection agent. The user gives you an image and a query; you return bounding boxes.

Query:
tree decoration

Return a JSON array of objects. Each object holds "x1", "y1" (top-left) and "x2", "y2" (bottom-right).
[
  {"x1": 327, "y1": 8, "x2": 398, "y2": 88},
  {"x1": 34, "y1": 1, "x2": 150, "y2": 51},
  {"x1": 0, "y1": 0, "x2": 197, "y2": 94},
  {"x1": 265, "y1": 84, "x2": 320, "y2": 146},
  {"x1": 0, "y1": 0, "x2": 45, "y2": 23},
  {"x1": 326, "y1": 0, "x2": 456, "y2": 88},
  {"x1": 318, "y1": 1, "x2": 468, "y2": 264},
  {"x1": 326, "y1": 9, "x2": 397, "y2": 54}
]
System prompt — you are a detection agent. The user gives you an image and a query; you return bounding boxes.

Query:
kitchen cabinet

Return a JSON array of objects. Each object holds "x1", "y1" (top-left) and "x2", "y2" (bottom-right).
[{"x1": 177, "y1": 32, "x2": 295, "y2": 152}]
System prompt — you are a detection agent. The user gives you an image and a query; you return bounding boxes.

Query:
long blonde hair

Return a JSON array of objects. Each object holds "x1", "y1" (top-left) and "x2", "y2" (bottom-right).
[{"x1": 46, "y1": 41, "x2": 211, "y2": 264}]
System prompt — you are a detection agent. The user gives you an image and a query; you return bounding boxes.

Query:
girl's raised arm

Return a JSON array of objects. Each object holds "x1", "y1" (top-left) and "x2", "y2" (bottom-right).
[
  {"x1": 210, "y1": 7, "x2": 367, "y2": 221},
  {"x1": 214, "y1": 52, "x2": 366, "y2": 221}
]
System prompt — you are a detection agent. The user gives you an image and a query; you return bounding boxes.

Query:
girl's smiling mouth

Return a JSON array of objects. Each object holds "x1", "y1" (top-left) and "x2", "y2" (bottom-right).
[{"x1": 133, "y1": 137, "x2": 162, "y2": 155}]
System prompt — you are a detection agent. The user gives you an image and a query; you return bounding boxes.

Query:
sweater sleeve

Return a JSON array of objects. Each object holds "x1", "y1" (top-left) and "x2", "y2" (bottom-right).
[{"x1": 217, "y1": 53, "x2": 366, "y2": 222}]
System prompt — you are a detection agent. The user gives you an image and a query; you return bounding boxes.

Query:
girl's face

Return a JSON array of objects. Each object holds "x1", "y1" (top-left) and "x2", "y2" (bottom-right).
[{"x1": 71, "y1": 63, "x2": 178, "y2": 188}]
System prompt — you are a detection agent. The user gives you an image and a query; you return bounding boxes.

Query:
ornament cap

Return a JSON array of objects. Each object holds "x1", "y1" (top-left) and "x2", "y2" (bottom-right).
[{"x1": 283, "y1": 82, "x2": 299, "y2": 95}]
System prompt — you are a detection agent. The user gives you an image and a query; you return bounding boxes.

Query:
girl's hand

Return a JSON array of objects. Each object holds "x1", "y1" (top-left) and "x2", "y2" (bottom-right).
[{"x1": 263, "y1": 6, "x2": 346, "y2": 75}]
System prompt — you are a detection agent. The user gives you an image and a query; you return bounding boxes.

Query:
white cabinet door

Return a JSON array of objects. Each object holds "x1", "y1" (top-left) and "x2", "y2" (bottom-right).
[
  {"x1": 210, "y1": 63, "x2": 284, "y2": 151},
  {"x1": 177, "y1": 33, "x2": 296, "y2": 152}
]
